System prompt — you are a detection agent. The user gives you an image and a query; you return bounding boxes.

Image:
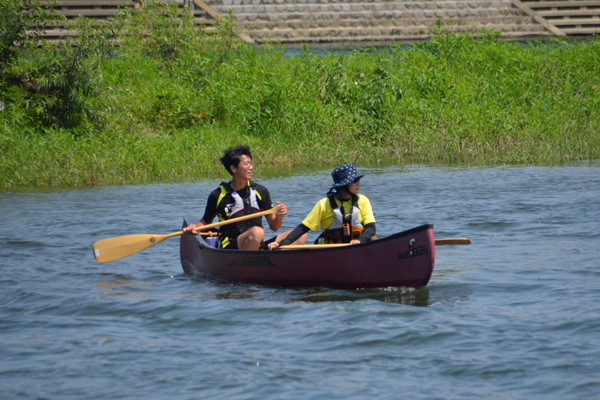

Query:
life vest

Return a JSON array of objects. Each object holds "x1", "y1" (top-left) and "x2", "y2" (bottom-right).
[
  {"x1": 321, "y1": 194, "x2": 364, "y2": 244},
  {"x1": 215, "y1": 181, "x2": 263, "y2": 248}
]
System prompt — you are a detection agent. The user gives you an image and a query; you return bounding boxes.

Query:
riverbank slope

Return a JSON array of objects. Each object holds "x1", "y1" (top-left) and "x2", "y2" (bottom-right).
[{"x1": 1, "y1": 4, "x2": 599, "y2": 189}]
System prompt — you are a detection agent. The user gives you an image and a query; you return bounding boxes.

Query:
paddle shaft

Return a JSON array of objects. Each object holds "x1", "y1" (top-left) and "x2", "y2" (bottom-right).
[
  {"x1": 197, "y1": 231, "x2": 221, "y2": 236},
  {"x1": 434, "y1": 238, "x2": 471, "y2": 246},
  {"x1": 93, "y1": 205, "x2": 278, "y2": 263},
  {"x1": 159, "y1": 206, "x2": 277, "y2": 238},
  {"x1": 278, "y1": 238, "x2": 471, "y2": 250}
]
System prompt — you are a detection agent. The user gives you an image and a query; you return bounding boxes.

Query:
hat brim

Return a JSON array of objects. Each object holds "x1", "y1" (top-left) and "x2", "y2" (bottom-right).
[{"x1": 331, "y1": 173, "x2": 366, "y2": 188}]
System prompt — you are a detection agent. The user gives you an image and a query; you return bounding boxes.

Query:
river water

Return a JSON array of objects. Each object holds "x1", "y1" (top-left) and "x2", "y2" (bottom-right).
[{"x1": 1, "y1": 164, "x2": 599, "y2": 399}]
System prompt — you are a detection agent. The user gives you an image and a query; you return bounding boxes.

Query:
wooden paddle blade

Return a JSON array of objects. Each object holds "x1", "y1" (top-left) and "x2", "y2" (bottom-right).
[
  {"x1": 92, "y1": 204, "x2": 278, "y2": 263},
  {"x1": 93, "y1": 233, "x2": 178, "y2": 263},
  {"x1": 435, "y1": 238, "x2": 471, "y2": 246}
]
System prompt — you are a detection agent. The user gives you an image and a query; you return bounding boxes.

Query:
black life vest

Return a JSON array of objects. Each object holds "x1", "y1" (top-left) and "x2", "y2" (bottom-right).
[{"x1": 215, "y1": 181, "x2": 263, "y2": 247}]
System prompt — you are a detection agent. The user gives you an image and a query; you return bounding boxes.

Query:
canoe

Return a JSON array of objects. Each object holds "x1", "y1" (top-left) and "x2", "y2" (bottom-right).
[{"x1": 180, "y1": 215, "x2": 436, "y2": 289}]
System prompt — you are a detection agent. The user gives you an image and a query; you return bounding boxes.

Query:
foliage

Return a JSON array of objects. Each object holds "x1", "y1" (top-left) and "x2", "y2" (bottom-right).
[
  {"x1": 120, "y1": 1, "x2": 197, "y2": 63},
  {"x1": 1, "y1": 4, "x2": 600, "y2": 189},
  {"x1": 0, "y1": 0, "x2": 105, "y2": 129},
  {"x1": 0, "y1": 0, "x2": 52, "y2": 64}
]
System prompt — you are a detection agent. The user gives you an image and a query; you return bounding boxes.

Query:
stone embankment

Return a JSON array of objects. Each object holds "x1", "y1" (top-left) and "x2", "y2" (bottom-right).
[
  {"x1": 42, "y1": 0, "x2": 600, "y2": 44},
  {"x1": 204, "y1": 0, "x2": 547, "y2": 43}
]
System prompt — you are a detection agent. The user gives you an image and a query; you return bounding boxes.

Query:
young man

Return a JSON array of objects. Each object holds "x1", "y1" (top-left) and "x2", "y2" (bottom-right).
[{"x1": 183, "y1": 145, "x2": 306, "y2": 250}]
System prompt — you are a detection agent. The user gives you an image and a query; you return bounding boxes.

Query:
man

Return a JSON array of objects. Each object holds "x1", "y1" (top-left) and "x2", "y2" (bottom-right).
[{"x1": 183, "y1": 145, "x2": 306, "y2": 250}]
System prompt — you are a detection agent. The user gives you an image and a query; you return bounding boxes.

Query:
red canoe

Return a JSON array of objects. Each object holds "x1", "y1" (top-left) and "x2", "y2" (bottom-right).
[{"x1": 180, "y1": 216, "x2": 435, "y2": 289}]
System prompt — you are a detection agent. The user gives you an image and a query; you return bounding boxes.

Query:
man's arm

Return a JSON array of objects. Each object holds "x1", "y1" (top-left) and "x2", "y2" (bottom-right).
[
  {"x1": 257, "y1": 185, "x2": 287, "y2": 231},
  {"x1": 265, "y1": 202, "x2": 287, "y2": 231}
]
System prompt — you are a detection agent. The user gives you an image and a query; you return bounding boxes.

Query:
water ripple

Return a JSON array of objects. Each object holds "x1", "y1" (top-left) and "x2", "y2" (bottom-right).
[{"x1": 1, "y1": 165, "x2": 600, "y2": 399}]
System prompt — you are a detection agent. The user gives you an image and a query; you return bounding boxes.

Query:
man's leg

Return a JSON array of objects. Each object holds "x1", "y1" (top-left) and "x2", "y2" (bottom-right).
[{"x1": 236, "y1": 226, "x2": 265, "y2": 250}]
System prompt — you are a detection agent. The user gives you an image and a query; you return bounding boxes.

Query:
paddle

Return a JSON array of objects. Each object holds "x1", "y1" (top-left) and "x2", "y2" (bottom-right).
[
  {"x1": 93, "y1": 205, "x2": 279, "y2": 263},
  {"x1": 278, "y1": 238, "x2": 471, "y2": 250},
  {"x1": 434, "y1": 238, "x2": 471, "y2": 246},
  {"x1": 198, "y1": 232, "x2": 221, "y2": 236}
]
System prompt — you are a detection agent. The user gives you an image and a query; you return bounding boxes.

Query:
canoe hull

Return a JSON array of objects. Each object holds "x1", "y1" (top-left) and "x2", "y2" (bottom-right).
[{"x1": 180, "y1": 218, "x2": 435, "y2": 289}]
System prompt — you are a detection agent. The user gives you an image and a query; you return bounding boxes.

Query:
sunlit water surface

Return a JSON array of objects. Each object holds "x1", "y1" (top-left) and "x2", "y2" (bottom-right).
[{"x1": 1, "y1": 164, "x2": 599, "y2": 399}]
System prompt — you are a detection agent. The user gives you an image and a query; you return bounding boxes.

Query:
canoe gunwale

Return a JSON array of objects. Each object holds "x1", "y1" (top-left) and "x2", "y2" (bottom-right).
[{"x1": 183, "y1": 214, "x2": 433, "y2": 254}]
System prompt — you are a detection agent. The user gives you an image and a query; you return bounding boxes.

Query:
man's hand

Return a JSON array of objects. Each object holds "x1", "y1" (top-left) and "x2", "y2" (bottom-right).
[
  {"x1": 275, "y1": 202, "x2": 287, "y2": 219},
  {"x1": 266, "y1": 202, "x2": 286, "y2": 232},
  {"x1": 183, "y1": 224, "x2": 199, "y2": 235},
  {"x1": 183, "y1": 219, "x2": 206, "y2": 235}
]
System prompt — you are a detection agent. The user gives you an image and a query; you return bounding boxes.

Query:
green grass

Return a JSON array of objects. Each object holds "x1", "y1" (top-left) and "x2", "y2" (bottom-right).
[{"x1": 1, "y1": 3, "x2": 599, "y2": 189}]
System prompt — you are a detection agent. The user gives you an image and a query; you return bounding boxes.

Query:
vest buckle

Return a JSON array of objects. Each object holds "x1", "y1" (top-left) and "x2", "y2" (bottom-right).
[{"x1": 343, "y1": 223, "x2": 350, "y2": 237}]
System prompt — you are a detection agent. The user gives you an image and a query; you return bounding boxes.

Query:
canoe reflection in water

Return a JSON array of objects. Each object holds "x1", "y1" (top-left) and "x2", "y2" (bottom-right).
[
  {"x1": 206, "y1": 284, "x2": 430, "y2": 306},
  {"x1": 180, "y1": 215, "x2": 436, "y2": 290}
]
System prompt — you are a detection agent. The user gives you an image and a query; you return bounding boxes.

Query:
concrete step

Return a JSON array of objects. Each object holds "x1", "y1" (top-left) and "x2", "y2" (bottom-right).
[
  {"x1": 238, "y1": 16, "x2": 537, "y2": 29},
  {"x1": 208, "y1": 1, "x2": 518, "y2": 13},
  {"x1": 248, "y1": 23, "x2": 545, "y2": 40},
  {"x1": 205, "y1": 0, "x2": 515, "y2": 6},
  {"x1": 39, "y1": 0, "x2": 136, "y2": 5},
  {"x1": 252, "y1": 31, "x2": 548, "y2": 43},
  {"x1": 539, "y1": 9, "x2": 600, "y2": 17},
  {"x1": 560, "y1": 27, "x2": 600, "y2": 34},
  {"x1": 551, "y1": 18, "x2": 600, "y2": 26},
  {"x1": 225, "y1": 10, "x2": 527, "y2": 23},
  {"x1": 204, "y1": 0, "x2": 545, "y2": 43}
]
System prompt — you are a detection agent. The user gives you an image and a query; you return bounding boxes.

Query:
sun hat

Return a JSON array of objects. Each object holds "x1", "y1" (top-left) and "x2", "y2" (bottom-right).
[{"x1": 331, "y1": 164, "x2": 366, "y2": 188}]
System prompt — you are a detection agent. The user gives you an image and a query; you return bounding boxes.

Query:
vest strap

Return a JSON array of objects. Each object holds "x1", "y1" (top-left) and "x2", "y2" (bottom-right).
[{"x1": 323, "y1": 194, "x2": 364, "y2": 244}]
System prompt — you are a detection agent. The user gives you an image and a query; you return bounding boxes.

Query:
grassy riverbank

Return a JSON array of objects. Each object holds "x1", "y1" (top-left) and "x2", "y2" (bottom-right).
[{"x1": 2, "y1": 2, "x2": 600, "y2": 189}]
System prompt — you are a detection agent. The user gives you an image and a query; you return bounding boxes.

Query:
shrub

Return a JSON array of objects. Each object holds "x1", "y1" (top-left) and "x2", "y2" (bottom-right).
[{"x1": 1, "y1": 0, "x2": 103, "y2": 130}]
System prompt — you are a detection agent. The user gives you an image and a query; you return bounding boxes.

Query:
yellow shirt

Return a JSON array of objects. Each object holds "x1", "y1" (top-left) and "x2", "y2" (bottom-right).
[{"x1": 302, "y1": 194, "x2": 376, "y2": 232}]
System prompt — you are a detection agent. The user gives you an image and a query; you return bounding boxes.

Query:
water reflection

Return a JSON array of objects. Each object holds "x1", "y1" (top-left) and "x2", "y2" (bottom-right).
[
  {"x1": 192, "y1": 275, "x2": 430, "y2": 306},
  {"x1": 97, "y1": 275, "x2": 157, "y2": 301},
  {"x1": 294, "y1": 286, "x2": 430, "y2": 306},
  {"x1": 215, "y1": 288, "x2": 264, "y2": 300}
]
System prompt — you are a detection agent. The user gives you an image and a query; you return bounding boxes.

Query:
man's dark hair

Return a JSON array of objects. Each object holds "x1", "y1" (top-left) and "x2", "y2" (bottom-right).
[{"x1": 220, "y1": 145, "x2": 252, "y2": 175}]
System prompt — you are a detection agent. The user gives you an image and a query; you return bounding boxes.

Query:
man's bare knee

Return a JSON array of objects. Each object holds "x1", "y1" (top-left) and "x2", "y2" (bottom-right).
[
  {"x1": 238, "y1": 226, "x2": 265, "y2": 250},
  {"x1": 247, "y1": 226, "x2": 265, "y2": 241}
]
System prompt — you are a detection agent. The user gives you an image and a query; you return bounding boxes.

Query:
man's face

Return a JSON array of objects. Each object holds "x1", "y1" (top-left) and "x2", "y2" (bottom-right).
[{"x1": 231, "y1": 154, "x2": 254, "y2": 180}]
